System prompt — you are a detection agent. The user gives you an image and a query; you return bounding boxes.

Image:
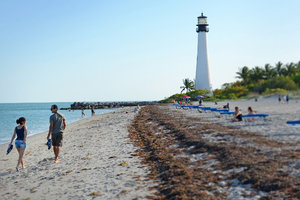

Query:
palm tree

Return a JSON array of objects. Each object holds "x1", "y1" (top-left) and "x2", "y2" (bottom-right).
[
  {"x1": 236, "y1": 66, "x2": 250, "y2": 84},
  {"x1": 250, "y1": 66, "x2": 264, "y2": 82},
  {"x1": 296, "y1": 61, "x2": 300, "y2": 73},
  {"x1": 263, "y1": 64, "x2": 276, "y2": 79},
  {"x1": 285, "y1": 62, "x2": 296, "y2": 76},
  {"x1": 180, "y1": 78, "x2": 194, "y2": 93},
  {"x1": 275, "y1": 61, "x2": 283, "y2": 76}
]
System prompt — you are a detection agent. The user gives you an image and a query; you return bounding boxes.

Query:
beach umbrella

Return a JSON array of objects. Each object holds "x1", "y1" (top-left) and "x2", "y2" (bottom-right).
[
  {"x1": 182, "y1": 96, "x2": 190, "y2": 99},
  {"x1": 195, "y1": 95, "x2": 204, "y2": 99}
]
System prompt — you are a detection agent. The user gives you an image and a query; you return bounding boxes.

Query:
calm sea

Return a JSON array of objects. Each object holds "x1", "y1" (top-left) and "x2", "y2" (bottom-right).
[{"x1": 0, "y1": 102, "x2": 113, "y2": 145}]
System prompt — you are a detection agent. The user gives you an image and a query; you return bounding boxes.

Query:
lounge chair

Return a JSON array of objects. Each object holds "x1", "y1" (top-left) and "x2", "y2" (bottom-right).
[
  {"x1": 241, "y1": 114, "x2": 269, "y2": 123},
  {"x1": 286, "y1": 120, "x2": 300, "y2": 125}
]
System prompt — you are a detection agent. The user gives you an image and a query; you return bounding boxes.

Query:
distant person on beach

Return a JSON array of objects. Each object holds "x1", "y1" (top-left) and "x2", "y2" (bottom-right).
[
  {"x1": 81, "y1": 108, "x2": 85, "y2": 117},
  {"x1": 278, "y1": 95, "x2": 281, "y2": 103},
  {"x1": 47, "y1": 105, "x2": 66, "y2": 163},
  {"x1": 9, "y1": 117, "x2": 27, "y2": 171},
  {"x1": 232, "y1": 106, "x2": 242, "y2": 122},
  {"x1": 286, "y1": 95, "x2": 289, "y2": 104},
  {"x1": 199, "y1": 99, "x2": 202, "y2": 106},
  {"x1": 248, "y1": 106, "x2": 255, "y2": 114},
  {"x1": 247, "y1": 106, "x2": 255, "y2": 122},
  {"x1": 223, "y1": 103, "x2": 229, "y2": 110},
  {"x1": 91, "y1": 106, "x2": 95, "y2": 116},
  {"x1": 134, "y1": 105, "x2": 141, "y2": 113}
]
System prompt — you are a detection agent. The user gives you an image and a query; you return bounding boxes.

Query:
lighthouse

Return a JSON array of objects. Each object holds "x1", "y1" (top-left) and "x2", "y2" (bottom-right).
[{"x1": 195, "y1": 13, "x2": 212, "y2": 91}]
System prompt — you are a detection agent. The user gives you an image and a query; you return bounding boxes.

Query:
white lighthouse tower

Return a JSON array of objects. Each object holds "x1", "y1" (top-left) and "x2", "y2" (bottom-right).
[{"x1": 195, "y1": 13, "x2": 212, "y2": 91}]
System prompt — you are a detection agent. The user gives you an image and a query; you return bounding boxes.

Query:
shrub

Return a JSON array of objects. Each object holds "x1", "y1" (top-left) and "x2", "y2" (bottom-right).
[
  {"x1": 262, "y1": 88, "x2": 288, "y2": 96},
  {"x1": 261, "y1": 76, "x2": 298, "y2": 91},
  {"x1": 291, "y1": 74, "x2": 300, "y2": 87},
  {"x1": 186, "y1": 89, "x2": 211, "y2": 100},
  {"x1": 213, "y1": 85, "x2": 249, "y2": 99}
]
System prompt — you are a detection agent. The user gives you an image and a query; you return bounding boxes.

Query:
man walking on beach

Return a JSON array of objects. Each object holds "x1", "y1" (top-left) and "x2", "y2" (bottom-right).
[{"x1": 47, "y1": 105, "x2": 66, "y2": 163}]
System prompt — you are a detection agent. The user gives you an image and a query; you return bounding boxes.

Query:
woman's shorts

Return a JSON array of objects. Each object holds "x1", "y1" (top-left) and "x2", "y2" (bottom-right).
[
  {"x1": 15, "y1": 140, "x2": 26, "y2": 148},
  {"x1": 52, "y1": 133, "x2": 63, "y2": 147}
]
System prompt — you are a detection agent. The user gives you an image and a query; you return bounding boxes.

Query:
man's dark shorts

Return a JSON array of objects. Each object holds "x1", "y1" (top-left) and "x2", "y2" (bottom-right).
[{"x1": 52, "y1": 133, "x2": 63, "y2": 147}]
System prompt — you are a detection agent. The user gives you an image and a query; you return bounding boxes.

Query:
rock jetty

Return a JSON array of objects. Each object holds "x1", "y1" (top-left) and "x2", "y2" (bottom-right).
[{"x1": 60, "y1": 101, "x2": 158, "y2": 110}]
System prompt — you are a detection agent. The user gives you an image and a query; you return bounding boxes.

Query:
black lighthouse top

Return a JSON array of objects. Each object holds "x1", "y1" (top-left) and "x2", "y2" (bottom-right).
[{"x1": 196, "y1": 13, "x2": 209, "y2": 32}]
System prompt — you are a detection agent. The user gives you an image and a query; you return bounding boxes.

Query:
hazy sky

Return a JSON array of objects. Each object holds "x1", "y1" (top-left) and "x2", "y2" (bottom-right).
[{"x1": 1, "y1": 0, "x2": 299, "y2": 103}]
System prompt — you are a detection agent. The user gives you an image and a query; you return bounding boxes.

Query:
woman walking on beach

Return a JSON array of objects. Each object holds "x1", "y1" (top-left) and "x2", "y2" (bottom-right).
[{"x1": 9, "y1": 117, "x2": 27, "y2": 171}]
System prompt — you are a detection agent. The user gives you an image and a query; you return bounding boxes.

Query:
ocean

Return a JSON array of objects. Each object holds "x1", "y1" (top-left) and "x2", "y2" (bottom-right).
[{"x1": 0, "y1": 102, "x2": 113, "y2": 145}]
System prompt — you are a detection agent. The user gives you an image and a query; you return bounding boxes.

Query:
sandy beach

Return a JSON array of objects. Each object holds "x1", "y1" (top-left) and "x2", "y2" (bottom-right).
[
  {"x1": 0, "y1": 97, "x2": 299, "y2": 199},
  {"x1": 128, "y1": 97, "x2": 299, "y2": 199},
  {"x1": 0, "y1": 107, "x2": 156, "y2": 200}
]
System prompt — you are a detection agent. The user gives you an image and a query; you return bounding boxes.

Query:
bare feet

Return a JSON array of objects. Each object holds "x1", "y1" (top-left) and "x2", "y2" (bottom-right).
[
  {"x1": 16, "y1": 167, "x2": 19, "y2": 172},
  {"x1": 22, "y1": 165, "x2": 26, "y2": 169},
  {"x1": 54, "y1": 159, "x2": 59, "y2": 163}
]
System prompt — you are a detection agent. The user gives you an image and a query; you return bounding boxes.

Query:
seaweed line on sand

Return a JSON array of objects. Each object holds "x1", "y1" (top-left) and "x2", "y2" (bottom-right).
[{"x1": 128, "y1": 105, "x2": 300, "y2": 200}]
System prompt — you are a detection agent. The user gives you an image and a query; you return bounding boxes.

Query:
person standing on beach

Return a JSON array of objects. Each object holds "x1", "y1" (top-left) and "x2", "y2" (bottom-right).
[
  {"x1": 278, "y1": 95, "x2": 281, "y2": 103},
  {"x1": 91, "y1": 105, "x2": 95, "y2": 116},
  {"x1": 199, "y1": 98, "x2": 202, "y2": 106},
  {"x1": 47, "y1": 105, "x2": 66, "y2": 163},
  {"x1": 9, "y1": 117, "x2": 27, "y2": 171},
  {"x1": 81, "y1": 108, "x2": 85, "y2": 117}
]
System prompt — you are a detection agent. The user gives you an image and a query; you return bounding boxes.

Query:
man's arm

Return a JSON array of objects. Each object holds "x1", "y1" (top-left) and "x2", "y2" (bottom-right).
[
  {"x1": 47, "y1": 122, "x2": 53, "y2": 140},
  {"x1": 63, "y1": 119, "x2": 66, "y2": 130}
]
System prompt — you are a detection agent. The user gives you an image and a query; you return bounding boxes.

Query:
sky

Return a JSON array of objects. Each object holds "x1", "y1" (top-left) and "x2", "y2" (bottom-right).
[{"x1": 0, "y1": 0, "x2": 300, "y2": 103}]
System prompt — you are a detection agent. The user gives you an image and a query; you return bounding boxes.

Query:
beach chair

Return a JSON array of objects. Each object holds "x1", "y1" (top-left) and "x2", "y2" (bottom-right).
[
  {"x1": 174, "y1": 104, "x2": 182, "y2": 109},
  {"x1": 181, "y1": 105, "x2": 190, "y2": 110},
  {"x1": 286, "y1": 120, "x2": 300, "y2": 134},
  {"x1": 197, "y1": 106, "x2": 212, "y2": 113},
  {"x1": 286, "y1": 120, "x2": 300, "y2": 126},
  {"x1": 220, "y1": 111, "x2": 235, "y2": 115},
  {"x1": 209, "y1": 108, "x2": 230, "y2": 117},
  {"x1": 286, "y1": 120, "x2": 300, "y2": 128},
  {"x1": 212, "y1": 109, "x2": 229, "y2": 112},
  {"x1": 219, "y1": 111, "x2": 235, "y2": 119},
  {"x1": 241, "y1": 114, "x2": 269, "y2": 124}
]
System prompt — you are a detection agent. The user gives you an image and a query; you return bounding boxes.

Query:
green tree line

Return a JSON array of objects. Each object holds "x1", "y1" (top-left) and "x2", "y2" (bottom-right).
[
  {"x1": 226, "y1": 61, "x2": 300, "y2": 97},
  {"x1": 160, "y1": 61, "x2": 300, "y2": 103}
]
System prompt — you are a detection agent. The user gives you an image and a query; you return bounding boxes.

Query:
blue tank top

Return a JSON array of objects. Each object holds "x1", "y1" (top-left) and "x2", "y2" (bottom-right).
[{"x1": 16, "y1": 126, "x2": 25, "y2": 140}]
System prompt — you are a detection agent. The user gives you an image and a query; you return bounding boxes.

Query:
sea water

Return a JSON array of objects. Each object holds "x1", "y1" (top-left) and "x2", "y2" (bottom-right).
[{"x1": 0, "y1": 102, "x2": 113, "y2": 145}]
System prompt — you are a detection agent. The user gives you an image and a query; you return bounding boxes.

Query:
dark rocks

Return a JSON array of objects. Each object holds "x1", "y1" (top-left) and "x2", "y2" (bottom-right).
[{"x1": 60, "y1": 101, "x2": 158, "y2": 110}]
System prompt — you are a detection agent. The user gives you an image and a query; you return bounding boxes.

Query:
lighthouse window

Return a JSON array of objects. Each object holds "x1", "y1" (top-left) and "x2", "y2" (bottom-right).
[{"x1": 198, "y1": 18, "x2": 207, "y2": 24}]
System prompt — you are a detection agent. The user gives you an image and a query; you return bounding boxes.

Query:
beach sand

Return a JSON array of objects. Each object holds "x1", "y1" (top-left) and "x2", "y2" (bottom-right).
[
  {"x1": 127, "y1": 98, "x2": 299, "y2": 199},
  {"x1": 1, "y1": 97, "x2": 299, "y2": 199},
  {"x1": 0, "y1": 107, "x2": 156, "y2": 200}
]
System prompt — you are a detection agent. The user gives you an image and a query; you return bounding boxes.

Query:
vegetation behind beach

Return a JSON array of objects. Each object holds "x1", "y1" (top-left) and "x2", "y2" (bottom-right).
[{"x1": 161, "y1": 61, "x2": 300, "y2": 103}]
